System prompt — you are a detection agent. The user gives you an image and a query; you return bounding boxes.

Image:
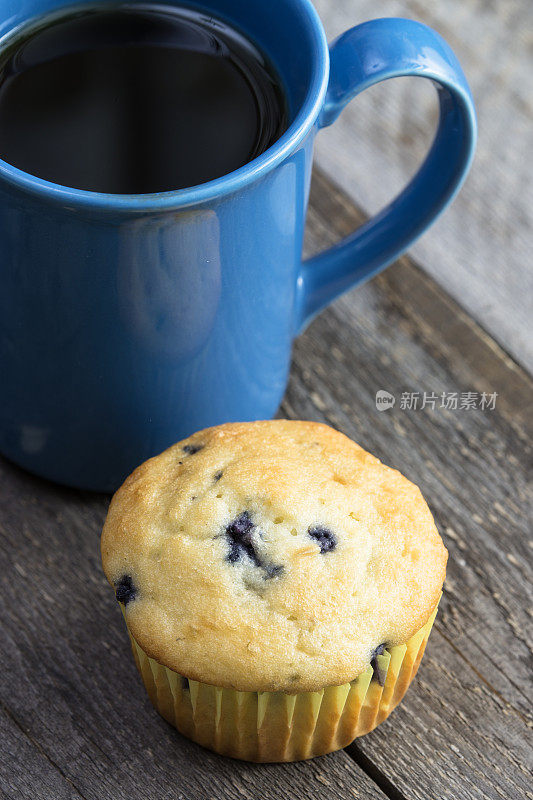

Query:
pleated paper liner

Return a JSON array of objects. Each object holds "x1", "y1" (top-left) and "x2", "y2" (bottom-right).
[{"x1": 125, "y1": 602, "x2": 439, "y2": 762}]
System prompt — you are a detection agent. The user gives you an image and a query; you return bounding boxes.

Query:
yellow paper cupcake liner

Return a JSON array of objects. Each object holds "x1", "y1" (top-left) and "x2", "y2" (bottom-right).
[{"x1": 124, "y1": 603, "x2": 438, "y2": 762}]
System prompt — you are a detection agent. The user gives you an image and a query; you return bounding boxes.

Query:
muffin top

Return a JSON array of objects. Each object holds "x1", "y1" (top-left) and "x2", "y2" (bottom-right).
[{"x1": 101, "y1": 420, "x2": 447, "y2": 693}]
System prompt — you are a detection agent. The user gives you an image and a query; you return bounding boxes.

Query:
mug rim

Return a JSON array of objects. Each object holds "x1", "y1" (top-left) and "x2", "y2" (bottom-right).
[{"x1": 0, "y1": 0, "x2": 329, "y2": 211}]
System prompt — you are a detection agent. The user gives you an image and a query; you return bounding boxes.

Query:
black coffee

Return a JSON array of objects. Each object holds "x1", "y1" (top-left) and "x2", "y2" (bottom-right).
[{"x1": 0, "y1": 4, "x2": 287, "y2": 193}]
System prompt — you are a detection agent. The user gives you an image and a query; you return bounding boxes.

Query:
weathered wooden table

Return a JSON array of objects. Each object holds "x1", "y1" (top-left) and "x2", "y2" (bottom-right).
[
  {"x1": 1, "y1": 169, "x2": 531, "y2": 799},
  {"x1": 313, "y1": 0, "x2": 533, "y2": 373}
]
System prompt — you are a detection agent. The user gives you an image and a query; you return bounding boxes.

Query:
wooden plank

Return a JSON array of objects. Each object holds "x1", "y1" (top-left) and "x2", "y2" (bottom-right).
[
  {"x1": 348, "y1": 627, "x2": 533, "y2": 800},
  {"x1": 0, "y1": 465, "x2": 387, "y2": 799},
  {"x1": 0, "y1": 707, "x2": 81, "y2": 800},
  {"x1": 311, "y1": 0, "x2": 533, "y2": 372},
  {"x1": 282, "y1": 169, "x2": 532, "y2": 799}
]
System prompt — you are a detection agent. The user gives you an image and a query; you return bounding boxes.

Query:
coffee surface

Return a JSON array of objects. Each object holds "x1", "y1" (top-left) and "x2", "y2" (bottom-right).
[{"x1": 0, "y1": 4, "x2": 287, "y2": 193}]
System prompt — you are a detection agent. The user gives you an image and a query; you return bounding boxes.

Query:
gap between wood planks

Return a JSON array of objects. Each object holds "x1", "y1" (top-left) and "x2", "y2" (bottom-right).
[
  {"x1": 1, "y1": 701, "x2": 90, "y2": 800},
  {"x1": 348, "y1": 745, "x2": 407, "y2": 800}
]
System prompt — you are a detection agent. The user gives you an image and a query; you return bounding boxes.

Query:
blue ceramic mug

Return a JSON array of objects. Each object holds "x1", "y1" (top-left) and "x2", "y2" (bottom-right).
[{"x1": 0, "y1": 0, "x2": 476, "y2": 491}]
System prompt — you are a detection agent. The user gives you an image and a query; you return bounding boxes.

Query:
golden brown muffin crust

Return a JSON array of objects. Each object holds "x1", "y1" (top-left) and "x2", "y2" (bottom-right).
[{"x1": 101, "y1": 421, "x2": 447, "y2": 692}]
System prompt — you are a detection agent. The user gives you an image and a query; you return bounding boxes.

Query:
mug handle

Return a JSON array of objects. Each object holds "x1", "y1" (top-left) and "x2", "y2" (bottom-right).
[{"x1": 295, "y1": 17, "x2": 477, "y2": 332}]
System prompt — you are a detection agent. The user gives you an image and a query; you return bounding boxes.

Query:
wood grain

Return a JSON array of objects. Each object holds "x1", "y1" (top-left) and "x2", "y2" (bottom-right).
[
  {"x1": 1, "y1": 707, "x2": 81, "y2": 800},
  {"x1": 311, "y1": 0, "x2": 533, "y2": 372},
  {"x1": 292, "y1": 170, "x2": 533, "y2": 799},
  {"x1": 0, "y1": 461, "x2": 385, "y2": 799},
  {"x1": 1, "y1": 169, "x2": 531, "y2": 800}
]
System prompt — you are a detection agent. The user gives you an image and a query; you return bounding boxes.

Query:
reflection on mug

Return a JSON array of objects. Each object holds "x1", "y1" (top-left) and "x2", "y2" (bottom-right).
[{"x1": 118, "y1": 210, "x2": 221, "y2": 360}]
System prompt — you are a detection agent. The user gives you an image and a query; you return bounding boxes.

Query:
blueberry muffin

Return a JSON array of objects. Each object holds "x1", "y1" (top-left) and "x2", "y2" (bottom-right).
[{"x1": 101, "y1": 420, "x2": 447, "y2": 761}]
